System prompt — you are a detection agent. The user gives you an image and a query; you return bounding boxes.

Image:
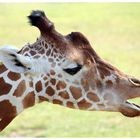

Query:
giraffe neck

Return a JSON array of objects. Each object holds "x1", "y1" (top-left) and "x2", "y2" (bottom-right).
[
  {"x1": 0, "y1": 64, "x2": 35, "y2": 114},
  {"x1": 0, "y1": 62, "x2": 99, "y2": 116},
  {"x1": 0, "y1": 38, "x2": 118, "y2": 116}
]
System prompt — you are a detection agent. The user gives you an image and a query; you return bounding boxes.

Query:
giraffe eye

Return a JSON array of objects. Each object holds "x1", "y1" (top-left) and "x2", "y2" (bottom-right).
[{"x1": 63, "y1": 64, "x2": 82, "y2": 75}]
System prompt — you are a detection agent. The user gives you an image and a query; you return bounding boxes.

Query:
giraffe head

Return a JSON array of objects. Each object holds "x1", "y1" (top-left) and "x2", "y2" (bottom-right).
[{"x1": 0, "y1": 10, "x2": 140, "y2": 122}]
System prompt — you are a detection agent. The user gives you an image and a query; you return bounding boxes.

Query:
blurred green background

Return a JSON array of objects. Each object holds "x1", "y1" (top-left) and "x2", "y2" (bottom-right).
[{"x1": 0, "y1": 3, "x2": 140, "y2": 137}]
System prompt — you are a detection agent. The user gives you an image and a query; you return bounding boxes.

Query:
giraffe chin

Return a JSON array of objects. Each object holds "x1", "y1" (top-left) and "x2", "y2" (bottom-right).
[{"x1": 119, "y1": 101, "x2": 140, "y2": 117}]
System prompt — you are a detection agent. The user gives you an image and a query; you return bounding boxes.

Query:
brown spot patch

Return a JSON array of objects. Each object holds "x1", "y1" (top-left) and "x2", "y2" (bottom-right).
[
  {"x1": 96, "y1": 80, "x2": 102, "y2": 88},
  {"x1": 23, "y1": 91, "x2": 35, "y2": 108},
  {"x1": 22, "y1": 47, "x2": 29, "y2": 54},
  {"x1": 34, "y1": 55, "x2": 40, "y2": 59},
  {"x1": 59, "y1": 91, "x2": 69, "y2": 99},
  {"x1": 67, "y1": 101, "x2": 74, "y2": 108},
  {"x1": 39, "y1": 96, "x2": 49, "y2": 103},
  {"x1": 106, "y1": 80, "x2": 113, "y2": 88},
  {"x1": 53, "y1": 99, "x2": 63, "y2": 105},
  {"x1": 46, "y1": 86, "x2": 55, "y2": 96},
  {"x1": 58, "y1": 74, "x2": 62, "y2": 78},
  {"x1": 87, "y1": 92, "x2": 100, "y2": 102},
  {"x1": 35, "y1": 81, "x2": 42, "y2": 92},
  {"x1": 0, "y1": 101, "x2": 17, "y2": 131},
  {"x1": 49, "y1": 58, "x2": 54, "y2": 63},
  {"x1": 0, "y1": 78, "x2": 12, "y2": 95},
  {"x1": 30, "y1": 50, "x2": 36, "y2": 56},
  {"x1": 77, "y1": 99, "x2": 92, "y2": 109},
  {"x1": 46, "y1": 49, "x2": 51, "y2": 56},
  {"x1": 56, "y1": 81, "x2": 66, "y2": 90},
  {"x1": 13, "y1": 80, "x2": 26, "y2": 97},
  {"x1": 54, "y1": 48, "x2": 58, "y2": 53},
  {"x1": 45, "y1": 43, "x2": 48, "y2": 48},
  {"x1": 0, "y1": 65, "x2": 7, "y2": 74},
  {"x1": 8, "y1": 72, "x2": 21, "y2": 81},
  {"x1": 59, "y1": 55, "x2": 63, "y2": 59},
  {"x1": 50, "y1": 70, "x2": 55, "y2": 75},
  {"x1": 0, "y1": 100, "x2": 17, "y2": 117},
  {"x1": 24, "y1": 53, "x2": 30, "y2": 56},
  {"x1": 50, "y1": 79, "x2": 56, "y2": 85},
  {"x1": 70, "y1": 86, "x2": 82, "y2": 100}
]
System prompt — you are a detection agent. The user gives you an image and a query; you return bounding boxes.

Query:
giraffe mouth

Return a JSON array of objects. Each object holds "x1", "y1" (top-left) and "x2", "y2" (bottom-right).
[
  {"x1": 126, "y1": 100, "x2": 140, "y2": 109},
  {"x1": 126, "y1": 97, "x2": 140, "y2": 108},
  {"x1": 119, "y1": 100, "x2": 140, "y2": 117}
]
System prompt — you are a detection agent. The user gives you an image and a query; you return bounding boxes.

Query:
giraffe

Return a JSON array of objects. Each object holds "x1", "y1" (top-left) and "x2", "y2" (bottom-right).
[{"x1": 0, "y1": 10, "x2": 140, "y2": 131}]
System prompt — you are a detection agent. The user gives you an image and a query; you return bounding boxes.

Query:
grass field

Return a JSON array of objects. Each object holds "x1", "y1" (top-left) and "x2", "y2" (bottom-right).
[{"x1": 0, "y1": 3, "x2": 140, "y2": 137}]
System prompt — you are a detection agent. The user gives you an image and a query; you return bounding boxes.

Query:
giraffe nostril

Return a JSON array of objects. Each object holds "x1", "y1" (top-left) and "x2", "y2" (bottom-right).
[{"x1": 128, "y1": 78, "x2": 140, "y2": 87}]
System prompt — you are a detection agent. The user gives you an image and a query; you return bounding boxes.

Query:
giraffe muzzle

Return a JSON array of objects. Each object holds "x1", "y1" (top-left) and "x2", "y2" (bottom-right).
[{"x1": 118, "y1": 77, "x2": 140, "y2": 117}]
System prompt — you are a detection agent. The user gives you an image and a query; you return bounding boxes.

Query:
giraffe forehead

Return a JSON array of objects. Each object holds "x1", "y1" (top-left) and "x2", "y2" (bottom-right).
[{"x1": 65, "y1": 48, "x2": 84, "y2": 64}]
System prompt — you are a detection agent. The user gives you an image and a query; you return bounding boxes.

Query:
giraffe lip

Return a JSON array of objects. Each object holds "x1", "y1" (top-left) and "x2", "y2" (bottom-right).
[
  {"x1": 126, "y1": 100, "x2": 140, "y2": 110},
  {"x1": 119, "y1": 100, "x2": 140, "y2": 117}
]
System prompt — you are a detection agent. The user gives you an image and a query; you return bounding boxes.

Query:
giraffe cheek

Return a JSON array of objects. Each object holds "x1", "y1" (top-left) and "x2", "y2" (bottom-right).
[
  {"x1": 46, "y1": 86, "x2": 55, "y2": 96},
  {"x1": 70, "y1": 86, "x2": 82, "y2": 100},
  {"x1": 56, "y1": 81, "x2": 66, "y2": 90},
  {"x1": 87, "y1": 92, "x2": 100, "y2": 102}
]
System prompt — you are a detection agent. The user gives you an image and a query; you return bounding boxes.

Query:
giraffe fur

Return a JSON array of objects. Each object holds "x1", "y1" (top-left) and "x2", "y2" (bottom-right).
[{"x1": 0, "y1": 10, "x2": 140, "y2": 131}]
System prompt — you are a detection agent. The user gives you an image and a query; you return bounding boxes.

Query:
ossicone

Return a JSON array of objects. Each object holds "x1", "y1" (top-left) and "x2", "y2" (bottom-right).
[{"x1": 28, "y1": 10, "x2": 54, "y2": 35}]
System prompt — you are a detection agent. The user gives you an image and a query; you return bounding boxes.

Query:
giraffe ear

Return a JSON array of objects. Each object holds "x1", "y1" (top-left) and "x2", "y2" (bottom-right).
[{"x1": 0, "y1": 46, "x2": 32, "y2": 73}]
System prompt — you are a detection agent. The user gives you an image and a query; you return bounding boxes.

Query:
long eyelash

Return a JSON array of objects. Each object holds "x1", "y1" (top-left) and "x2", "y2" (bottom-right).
[{"x1": 63, "y1": 64, "x2": 82, "y2": 75}]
